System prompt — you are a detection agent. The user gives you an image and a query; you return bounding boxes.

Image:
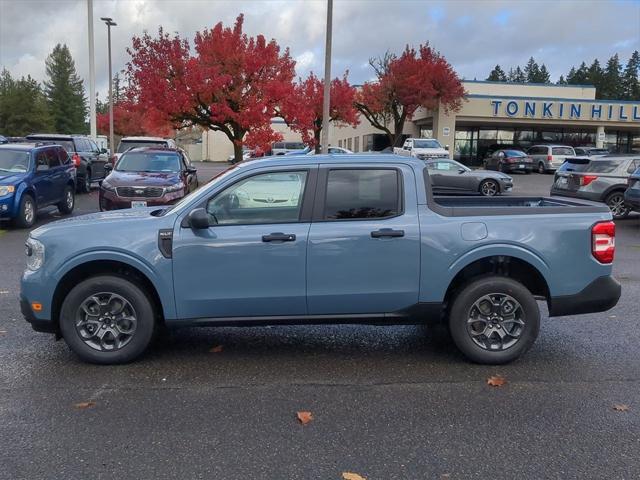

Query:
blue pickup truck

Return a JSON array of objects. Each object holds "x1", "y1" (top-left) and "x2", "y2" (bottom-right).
[
  {"x1": 0, "y1": 143, "x2": 76, "y2": 228},
  {"x1": 20, "y1": 155, "x2": 621, "y2": 364}
]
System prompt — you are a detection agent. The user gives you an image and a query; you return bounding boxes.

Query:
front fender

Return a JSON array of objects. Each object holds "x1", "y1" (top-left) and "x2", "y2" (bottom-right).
[{"x1": 54, "y1": 249, "x2": 176, "y2": 320}]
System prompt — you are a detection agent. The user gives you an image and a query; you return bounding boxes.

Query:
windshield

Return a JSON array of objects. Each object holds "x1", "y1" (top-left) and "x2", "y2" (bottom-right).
[
  {"x1": 116, "y1": 152, "x2": 181, "y2": 173},
  {"x1": 413, "y1": 139, "x2": 442, "y2": 149},
  {"x1": 0, "y1": 150, "x2": 30, "y2": 173},
  {"x1": 117, "y1": 141, "x2": 167, "y2": 153}
]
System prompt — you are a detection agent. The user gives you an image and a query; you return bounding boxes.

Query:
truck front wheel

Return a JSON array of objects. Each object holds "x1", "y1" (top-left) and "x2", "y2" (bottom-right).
[
  {"x1": 448, "y1": 276, "x2": 540, "y2": 364},
  {"x1": 59, "y1": 275, "x2": 156, "y2": 364}
]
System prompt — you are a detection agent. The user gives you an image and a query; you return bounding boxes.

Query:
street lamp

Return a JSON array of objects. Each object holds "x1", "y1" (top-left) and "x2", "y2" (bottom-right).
[{"x1": 100, "y1": 16, "x2": 117, "y2": 156}]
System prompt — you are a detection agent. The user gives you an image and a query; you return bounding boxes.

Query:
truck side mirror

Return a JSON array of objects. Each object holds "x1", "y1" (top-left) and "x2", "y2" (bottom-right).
[
  {"x1": 188, "y1": 208, "x2": 210, "y2": 229},
  {"x1": 36, "y1": 164, "x2": 49, "y2": 172}
]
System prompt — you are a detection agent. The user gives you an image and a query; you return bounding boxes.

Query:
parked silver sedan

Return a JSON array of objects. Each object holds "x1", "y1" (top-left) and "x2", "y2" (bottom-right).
[{"x1": 426, "y1": 159, "x2": 513, "y2": 196}]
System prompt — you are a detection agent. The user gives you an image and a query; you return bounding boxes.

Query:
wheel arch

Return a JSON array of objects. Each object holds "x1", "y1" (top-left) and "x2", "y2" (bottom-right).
[
  {"x1": 51, "y1": 259, "x2": 166, "y2": 331},
  {"x1": 443, "y1": 253, "x2": 551, "y2": 313}
]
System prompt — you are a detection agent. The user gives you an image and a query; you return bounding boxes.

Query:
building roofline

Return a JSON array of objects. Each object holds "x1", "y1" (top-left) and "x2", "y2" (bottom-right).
[
  {"x1": 466, "y1": 93, "x2": 640, "y2": 105},
  {"x1": 462, "y1": 79, "x2": 596, "y2": 89}
]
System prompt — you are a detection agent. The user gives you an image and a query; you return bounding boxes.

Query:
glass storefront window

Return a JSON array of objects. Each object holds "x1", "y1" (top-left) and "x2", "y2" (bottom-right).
[
  {"x1": 479, "y1": 129, "x2": 497, "y2": 140},
  {"x1": 420, "y1": 128, "x2": 433, "y2": 138},
  {"x1": 497, "y1": 130, "x2": 514, "y2": 142}
]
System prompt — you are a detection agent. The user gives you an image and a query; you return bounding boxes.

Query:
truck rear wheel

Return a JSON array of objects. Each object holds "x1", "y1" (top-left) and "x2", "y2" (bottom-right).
[
  {"x1": 59, "y1": 275, "x2": 156, "y2": 364},
  {"x1": 448, "y1": 276, "x2": 540, "y2": 364}
]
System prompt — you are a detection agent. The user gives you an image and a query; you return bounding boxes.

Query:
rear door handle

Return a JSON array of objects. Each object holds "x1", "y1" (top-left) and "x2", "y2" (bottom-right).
[
  {"x1": 262, "y1": 232, "x2": 296, "y2": 242},
  {"x1": 371, "y1": 228, "x2": 405, "y2": 238}
]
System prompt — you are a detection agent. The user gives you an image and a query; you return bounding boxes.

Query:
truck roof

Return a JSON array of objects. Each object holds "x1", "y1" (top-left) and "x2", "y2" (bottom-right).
[{"x1": 236, "y1": 153, "x2": 424, "y2": 169}]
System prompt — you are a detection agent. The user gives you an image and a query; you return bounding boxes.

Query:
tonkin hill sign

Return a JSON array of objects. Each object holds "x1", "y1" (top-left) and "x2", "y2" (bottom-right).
[{"x1": 488, "y1": 99, "x2": 640, "y2": 122}]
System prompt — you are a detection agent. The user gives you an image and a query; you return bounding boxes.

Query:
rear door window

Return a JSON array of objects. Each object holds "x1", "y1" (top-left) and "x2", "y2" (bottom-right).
[
  {"x1": 626, "y1": 159, "x2": 640, "y2": 174},
  {"x1": 45, "y1": 148, "x2": 61, "y2": 167},
  {"x1": 552, "y1": 147, "x2": 575, "y2": 156},
  {"x1": 323, "y1": 169, "x2": 400, "y2": 220}
]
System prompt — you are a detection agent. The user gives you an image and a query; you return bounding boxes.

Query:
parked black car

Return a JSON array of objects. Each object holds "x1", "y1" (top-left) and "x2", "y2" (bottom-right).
[
  {"x1": 484, "y1": 149, "x2": 533, "y2": 173},
  {"x1": 25, "y1": 134, "x2": 108, "y2": 193},
  {"x1": 624, "y1": 167, "x2": 640, "y2": 212},
  {"x1": 551, "y1": 155, "x2": 640, "y2": 219},
  {"x1": 574, "y1": 147, "x2": 610, "y2": 156},
  {"x1": 426, "y1": 158, "x2": 513, "y2": 196}
]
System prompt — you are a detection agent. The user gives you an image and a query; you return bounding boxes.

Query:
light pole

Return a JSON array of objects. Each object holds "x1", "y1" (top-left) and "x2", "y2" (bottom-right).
[
  {"x1": 320, "y1": 0, "x2": 333, "y2": 154},
  {"x1": 87, "y1": 0, "x2": 96, "y2": 139},
  {"x1": 100, "y1": 17, "x2": 117, "y2": 156}
]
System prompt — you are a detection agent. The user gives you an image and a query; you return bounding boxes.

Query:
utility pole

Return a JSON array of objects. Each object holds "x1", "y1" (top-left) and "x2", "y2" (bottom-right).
[
  {"x1": 87, "y1": 0, "x2": 96, "y2": 138},
  {"x1": 320, "y1": 0, "x2": 333, "y2": 154},
  {"x1": 101, "y1": 17, "x2": 117, "y2": 155}
]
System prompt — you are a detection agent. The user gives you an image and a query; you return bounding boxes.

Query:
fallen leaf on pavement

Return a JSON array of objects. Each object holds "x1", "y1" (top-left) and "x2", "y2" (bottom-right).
[
  {"x1": 74, "y1": 401, "x2": 96, "y2": 409},
  {"x1": 613, "y1": 404, "x2": 630, "y2": 412},
  {"x1": 209, "y1": 345, "x2": 223, "y2": 353},
  {"x1": 342, "y1": 473, "x2": 366, "y2": 480},
  {"x1": 297, "y1": 411, "x2": 313, "y2": 425},
  {"x1": 487, "y1": 375, "x2": 507, "y2": 387}
]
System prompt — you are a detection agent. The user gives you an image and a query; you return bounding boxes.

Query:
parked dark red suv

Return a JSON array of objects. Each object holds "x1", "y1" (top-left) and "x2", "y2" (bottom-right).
[{"x1": 99, "y1": 147, "x2": 198, "y2": 211}]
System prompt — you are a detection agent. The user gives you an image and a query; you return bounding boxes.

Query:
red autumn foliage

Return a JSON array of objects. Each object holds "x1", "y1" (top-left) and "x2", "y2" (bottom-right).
[
  {"x1": 280, "y1": 72, "x2": 359, "y2": 152},
  {"x1": 125, "y1": 14, "x2": 296, "y2": 163},
  {"x1": 96, "y1": 101, "x2": 174, "y2": 138},
  {"x1": 355, "y1": 43, "x2": 466, "y2": 147}
]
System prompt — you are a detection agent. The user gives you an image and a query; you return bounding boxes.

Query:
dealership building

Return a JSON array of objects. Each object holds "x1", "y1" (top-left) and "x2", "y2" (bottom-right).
[{"x1": 202, "y1": 80, "x2": 639, "y2": 165}]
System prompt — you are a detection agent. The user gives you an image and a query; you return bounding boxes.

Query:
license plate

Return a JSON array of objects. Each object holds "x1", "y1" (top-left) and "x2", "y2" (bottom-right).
[
  {"x1": 557, "y1": 177, "x2": 568, "y2": 186},
  {"x1": 131, "y1": 201, "x2": 147, "y2": 208},
  {"x1": 519, "y1": 164, "x2": 525, "y2": 168}
]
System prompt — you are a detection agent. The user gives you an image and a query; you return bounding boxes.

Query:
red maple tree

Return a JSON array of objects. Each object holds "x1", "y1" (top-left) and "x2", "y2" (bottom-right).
[
  {"x1": 96, "y1": 100, "x2": 174, "y2": 138},
  {"x1": 355, "y1": 44, "x2": 466, "y2": 147},
  {"x1": 125, "y1": 14, "x2": 296, "y2": 163},
  {"x1": 280, "y1": 72, "x2": 359, "y2": 153}
]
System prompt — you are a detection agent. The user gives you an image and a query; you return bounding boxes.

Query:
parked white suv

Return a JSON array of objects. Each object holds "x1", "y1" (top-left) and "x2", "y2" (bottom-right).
[
  {"x1": 527, "y1": 145, "x2": 576, "y2": 174},
  {"x1": 394, "y1": 138, "x2": 449, "y2": 160}
]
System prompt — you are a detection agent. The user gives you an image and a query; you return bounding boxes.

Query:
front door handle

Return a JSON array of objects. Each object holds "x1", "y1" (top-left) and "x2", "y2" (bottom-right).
[
  {"x1": 371, "y1": 228, "x2": 405, "y2": 238},
  {"x1": 262, "y1": 232, "x2": 296, "y2": 242}
]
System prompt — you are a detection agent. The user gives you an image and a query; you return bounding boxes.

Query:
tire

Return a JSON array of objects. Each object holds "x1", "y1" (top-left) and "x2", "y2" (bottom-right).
[
  {"x1": 81, "y1": 169, "x2": 92, "y2": 193},
  {"x1": 605, "y1": 191, "x2": 630, "y2": 219},
  {"x1": 448, "y1": 276, "x2": 540, "y2": 364},
  {"x1": 14, "y1": 194, "x2": 36, "y2": 228},
  {"x1": 57, "y1": 185, "x2": 75, "y2": 214},
  {"x1": 59, "y1": 275, "x2": 156, "y2": 364},
  {"x1": 537, "y1": 162, "x2": 546, "y2": 174},
  {"x1": 498, "y1": 162, "x2": 506, "y2": 173},
  {"x1": 479, "y1": 179, "x2": 499, "y2": 196}
]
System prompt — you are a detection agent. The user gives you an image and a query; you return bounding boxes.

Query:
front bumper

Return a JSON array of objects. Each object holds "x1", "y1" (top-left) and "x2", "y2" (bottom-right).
[
  {"x1": 548, "y1": 275, "x2": 621, "y2": 317},
  {"x1": 99, "y1": 188, "x2": 185, "y2": 211},
  {"x1": 624, "y1": 188, "x2": 640, "y2": 211},
  {"x1": 21, "y1": 295, "x2": 57, "y2": 333},
  {"x1": 0, "y1": 194, "x2": 17, "y2": 219}
]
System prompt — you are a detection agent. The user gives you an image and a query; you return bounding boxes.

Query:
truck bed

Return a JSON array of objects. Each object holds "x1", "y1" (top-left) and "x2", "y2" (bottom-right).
[{"x1": 430, "y1": 195, "x2": 611, "y2": 216}]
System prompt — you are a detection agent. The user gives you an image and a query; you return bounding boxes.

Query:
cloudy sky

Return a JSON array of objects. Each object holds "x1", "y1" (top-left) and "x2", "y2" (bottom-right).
[{"x1": 1, "y1": 0, "x2": 639, "y2": 99}]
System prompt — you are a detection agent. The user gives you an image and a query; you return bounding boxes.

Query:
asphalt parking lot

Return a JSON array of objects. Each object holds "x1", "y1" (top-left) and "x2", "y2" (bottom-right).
[{"x1": 1, "y1": 163, "x2": 639, "y2": 480}]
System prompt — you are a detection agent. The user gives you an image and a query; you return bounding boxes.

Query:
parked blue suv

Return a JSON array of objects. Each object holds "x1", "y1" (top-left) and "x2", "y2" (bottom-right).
[{"x1": 0, "y1": 143, "x2": 76, "y2": 228}]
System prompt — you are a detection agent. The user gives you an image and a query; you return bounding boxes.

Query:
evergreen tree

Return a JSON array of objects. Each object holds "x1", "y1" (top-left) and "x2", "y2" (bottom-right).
[
  {"x1": 622, "y1": 50, "x2": 640, "y2": 100},
  {"x1": 43, "y1": 43, "x2": 87, "y2": 133},
  {"x1": 524, "y1": 57, "x2": 541, "y2": 83},
  {"x1": 538, "y1": 64, "x2": 551, "y2": 83},
  {"x1": 557, "y1": 75, "x2": 567, "y2": 85},
  {"x1": 588, "y1": 59, "x2": 605, "y2": 97},
  {"x1": 507, "y1": 66, "x2": 526, "y2": 82},
  {"x1": 487, "y1": 65, "x2": 507, "y2": 81},
  {"x1": 601, "y1": 54, "x2": 623, "y2": 99},
  {"x1": 567, "y1": 62, "x2": 590, "y2": 85},
  {"x1": 0, "y1": 69, "x2": 53, "y2": 136}
]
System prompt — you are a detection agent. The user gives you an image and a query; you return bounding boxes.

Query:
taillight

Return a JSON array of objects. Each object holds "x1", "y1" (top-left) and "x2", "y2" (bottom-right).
[
  {"x1": 581, "y1": 175, "x2": 598, "y2": 186},
  {"x1": 592, "y1": 221, "x2": 615, "y2": 264},
  {"x1": 71, "y1": 153, "x2": 81, "y2": 168},
  {"x1": 547, "y1": 155, "x2": 553, "y2": 161}
]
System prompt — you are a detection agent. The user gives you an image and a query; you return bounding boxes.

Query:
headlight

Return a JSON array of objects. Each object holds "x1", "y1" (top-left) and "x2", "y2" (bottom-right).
[
  {"x1": 25, "y1": 237, "x2": 45, "y2": 271},
  {"x1": 165, "y1": 182, "x2": 185, "y2": 193},
  {"x1": 101, "y1": 179, "x2": 115, "y2": 192},
  {"x1": 0, "y1": 185, "x2": 15, "y2": 197}
]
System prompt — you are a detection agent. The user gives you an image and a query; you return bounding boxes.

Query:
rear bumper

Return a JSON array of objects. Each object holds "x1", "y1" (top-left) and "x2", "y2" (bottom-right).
[
  {"x1": 550, "y1": 188, "x2": 601, "y2": 202},
  {"x1": 548, "y1": 275, "x2": 621, "y2": 317}
]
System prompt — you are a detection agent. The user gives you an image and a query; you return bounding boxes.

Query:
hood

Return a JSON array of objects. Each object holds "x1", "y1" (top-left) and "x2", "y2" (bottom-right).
[
  {"x1": 105, "y1": 170, "x2": 181, "y2": 187},
  {"x1": 0, "y1": 172, "x2": 26, "y2": 184},
  {"x1": 31, "y1": 207, "x2": 161, "y2": 238}
]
